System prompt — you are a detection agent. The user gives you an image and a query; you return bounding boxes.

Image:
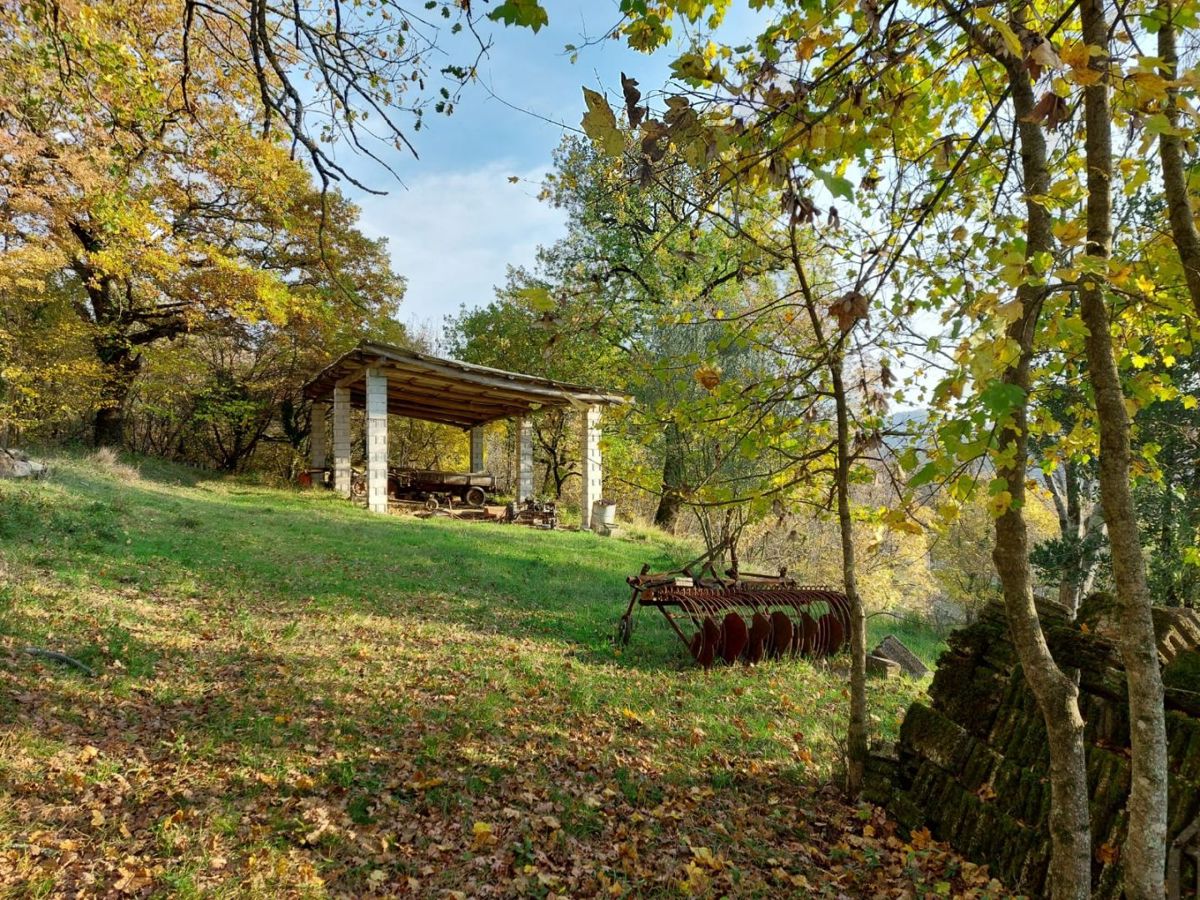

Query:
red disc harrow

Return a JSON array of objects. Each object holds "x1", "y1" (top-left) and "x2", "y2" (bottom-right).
[{"x1": 617, "y1": 566, "x2": 850, "y2": 668}]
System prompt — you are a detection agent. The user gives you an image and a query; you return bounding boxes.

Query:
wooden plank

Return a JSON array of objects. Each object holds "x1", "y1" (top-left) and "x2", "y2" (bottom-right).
[
  {"x1": 378, "y1": 365, "x2": 565, "y2": 406},
  {"x1": 345, "y1": 392, "x2": 496, "y2": 428},
  {"x1": 349, "y1": 386, "x2": 527, "y2": 420}
]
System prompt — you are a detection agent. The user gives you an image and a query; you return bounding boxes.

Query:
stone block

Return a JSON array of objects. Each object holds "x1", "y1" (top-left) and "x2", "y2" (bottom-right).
[
  {"x1": 867, "y1": 653, "x2": 901, "y2": 678},
  {"x1": 872, "y1": 634, "x2": 929, "y2": 678}
]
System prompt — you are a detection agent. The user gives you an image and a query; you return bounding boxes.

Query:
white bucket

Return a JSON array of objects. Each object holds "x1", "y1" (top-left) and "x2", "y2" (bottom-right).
[{"x1": 591, "y1": 500, "x2": 617, "y2": 531}]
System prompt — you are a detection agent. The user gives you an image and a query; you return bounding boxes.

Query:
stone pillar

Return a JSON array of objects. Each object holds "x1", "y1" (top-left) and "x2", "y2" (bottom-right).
[
  {"x1": 332, "y1": 385, "x2": 351, "y2": 497},
  {"x1": 309, "y1": 401, "x2": 329, "y2": 472},
  {"x1": 469, "y1": 426, "x2": 485, "y2": 472},
  {"x1": 365, "y1": 368, "x2": 389, "y2": 514},
  {"x1": 517, "y1": 417, "x2": 534, "y2": 502},
  {"x1": 580, "y1": 405, "x2": 602, "y2": 530}
]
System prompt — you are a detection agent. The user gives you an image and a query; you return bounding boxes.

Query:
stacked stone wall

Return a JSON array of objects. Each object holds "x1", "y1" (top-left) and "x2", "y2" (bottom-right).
[{"x1": 866, "y1": 601, "x2": 1200, "y2": 896}]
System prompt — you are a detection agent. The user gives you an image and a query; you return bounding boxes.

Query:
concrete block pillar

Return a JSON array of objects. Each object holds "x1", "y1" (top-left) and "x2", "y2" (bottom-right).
[
  {"x1": 309, "y1": 401, "x2": 329, "y2": 471},
  {"x1": 365, "y1": 368, "x2": 389, "y2": 514},
  {"x1": 580, "y1": 405, "x2": 602, "y2": 530},
  {"x1": 469, "y1": 426, "x2": 485, "y2": 472},
  {"x1": 517, "y1": 417, "x2": 534, "y2": 502},
  {"x1": 333, "y1": 385, "x2": 352, "y2": 497}
]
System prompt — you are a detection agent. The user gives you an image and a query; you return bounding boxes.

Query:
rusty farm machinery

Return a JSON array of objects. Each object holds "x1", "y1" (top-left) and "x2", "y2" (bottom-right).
[{"x1": 617, "y1": 563, "x2": 851, "y2": 668}]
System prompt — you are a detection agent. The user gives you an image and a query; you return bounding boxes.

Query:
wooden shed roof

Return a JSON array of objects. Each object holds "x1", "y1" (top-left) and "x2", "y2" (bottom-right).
[{"x1": 303, "y1": 341, "x2": 628, "y2": 429}]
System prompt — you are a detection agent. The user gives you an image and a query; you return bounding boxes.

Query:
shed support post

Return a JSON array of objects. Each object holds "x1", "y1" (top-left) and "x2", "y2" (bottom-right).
[
  {"x1": 309, "y1": 401, "x2": 329, "y2": 474},
  {"x1": 517, "y1": 417, "x2": 534, "y2": 502},
  {"x1": 333, "y1": 386, "x2": 352, "y2": 497},
  {"x1": 580, "y1": 405, "x2": 602, "y2": 530},
  {"x1": 365, "y1": 368, "x2": 389, "y2": 514},
  {"x1": 470, "y1": 426, "x2": 485, "y2": 472}
]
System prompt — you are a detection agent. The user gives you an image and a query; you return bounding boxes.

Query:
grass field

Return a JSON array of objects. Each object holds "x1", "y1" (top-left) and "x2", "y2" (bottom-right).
[{"x1": 0, "y1": 453, "x2": 1005, "y2": 898}]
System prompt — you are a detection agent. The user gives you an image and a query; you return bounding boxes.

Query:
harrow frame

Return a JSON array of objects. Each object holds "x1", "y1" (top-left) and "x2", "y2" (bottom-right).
[{"x1": 618, "y1": 563, "x2": 851, "y2": 667}]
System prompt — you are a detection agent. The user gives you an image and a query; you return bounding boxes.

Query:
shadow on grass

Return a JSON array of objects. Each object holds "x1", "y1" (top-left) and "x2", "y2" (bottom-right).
[{"x1": 3, "y1": 639, "x2": 876, "y2": 897}]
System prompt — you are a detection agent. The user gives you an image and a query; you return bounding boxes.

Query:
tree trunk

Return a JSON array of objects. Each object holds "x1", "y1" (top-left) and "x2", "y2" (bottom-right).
[
  {"x1": 831, "y1": 347, "x2": 867, "y2": 796},
  {"x1": 94, "y1": 405, "x2": 125, "y2": 448},
  {"x1": 92, "y1": 337, "x2": 141, "y2": 448},
  {"x1": 789, "y1": 235, "x2": 867, "y2": 797},
  {"x1": 654, "y1": 425, "x2": 685, "y2": 531},
  {"x1": 1079, "y1": 0, "x2": 1168, "y2": 891},
  {"x1": 996, "y1": 50, "x2": 1093, "y2": 899},
  {"x1": 1157, "y1": 0, "x2": 1200, "y2": 318}
]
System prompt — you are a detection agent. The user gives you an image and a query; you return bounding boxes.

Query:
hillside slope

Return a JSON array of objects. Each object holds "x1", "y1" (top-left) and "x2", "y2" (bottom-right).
[{"x1": 1, "y1": 455, "x2": 999, "y2": 897}]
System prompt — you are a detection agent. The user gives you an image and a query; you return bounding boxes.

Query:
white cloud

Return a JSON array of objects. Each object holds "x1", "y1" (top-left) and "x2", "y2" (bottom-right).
[{"x1": 356, "y1": 161, "x2": 565, "y2": 336}]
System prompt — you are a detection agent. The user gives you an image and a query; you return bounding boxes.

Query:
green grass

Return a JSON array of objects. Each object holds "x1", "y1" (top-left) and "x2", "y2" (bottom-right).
[{"x1": 0, "y1": 451, "x2": 953, "y2": 898}]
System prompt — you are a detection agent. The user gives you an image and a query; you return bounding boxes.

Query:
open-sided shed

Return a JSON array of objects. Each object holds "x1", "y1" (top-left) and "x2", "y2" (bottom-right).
[{"x1": 303, "y1": 341, "x2": 627, "y2": 526}]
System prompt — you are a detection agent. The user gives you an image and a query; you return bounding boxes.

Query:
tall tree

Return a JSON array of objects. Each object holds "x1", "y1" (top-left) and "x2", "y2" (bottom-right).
[
  {"x1": 0, "y1": 0, "x2": 404, "y2": 445},
  {"x1": 1077, "y1": 1, "x2": 1166, "y2": 889}
]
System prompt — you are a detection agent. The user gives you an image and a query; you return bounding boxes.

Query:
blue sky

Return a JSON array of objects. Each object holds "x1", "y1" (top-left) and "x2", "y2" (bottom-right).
[{"x1": 341, "y1": 2, "x2": 761, "y2": 334}]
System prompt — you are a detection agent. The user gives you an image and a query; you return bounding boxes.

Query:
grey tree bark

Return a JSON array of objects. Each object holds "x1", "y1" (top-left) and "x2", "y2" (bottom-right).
[
  {"x1": 990, "y1": 68, "x2": 1092, "y2": 887},
  {"x1": 831, "y1": 346, "x2": 867, "y2": 795},
  {"x1": 1078, "y1": 0, "x2": 1168, "y2": 892},
  {"x1": 935, "y1": 6, "x2": 1095, "y2": 891},
  {"x1": 790, "y1": 237, "x2": 867, "y2": 796},
  {"x1": 654, "y1": 425, "x2": 685, "y2": 531}
]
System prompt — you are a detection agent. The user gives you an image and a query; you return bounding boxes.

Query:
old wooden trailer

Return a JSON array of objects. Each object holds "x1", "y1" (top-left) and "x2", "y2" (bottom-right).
[{"x1": 389, "y1": 468, "x2": 495, "y2": 508}]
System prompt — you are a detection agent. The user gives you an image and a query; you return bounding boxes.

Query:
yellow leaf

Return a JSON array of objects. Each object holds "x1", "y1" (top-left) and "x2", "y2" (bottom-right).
[
  {"x1": 470, "y1": 820, "x2": 496, "y2": 851},
  {"x1": 1059, "y1": 40, "x2": 1091, "y2": 70},
  {"x1": 988, "y1": 490, "x2": 1014, "y2": 518},
  {"x1": 977, "y1": 11, "x2": 1022, "y2": 58},
  {"x1": 995, "y1": 300, "x2": 1023, "y2": 324},
  {"x1": 581, "y1": 88, "x2": 623, "y2": 158}
]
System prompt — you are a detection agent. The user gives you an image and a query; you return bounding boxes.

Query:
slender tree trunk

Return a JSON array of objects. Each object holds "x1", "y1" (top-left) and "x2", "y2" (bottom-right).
[
  {"x1": 995, "y1": 52, "x2": 1093, "y2": 899},
  {"x1": 831, "y1": 348, "x2": 867, "y2": 795},
  {"x1": 1079, "y1": 0, "x2": 1168, "y2": 891},
  {"x1": 1157, "y1": 0, "x2": 1200, "y2": 318},
  {"x1": 789, "y1": 238, "x2": 867, "y2": 796}
]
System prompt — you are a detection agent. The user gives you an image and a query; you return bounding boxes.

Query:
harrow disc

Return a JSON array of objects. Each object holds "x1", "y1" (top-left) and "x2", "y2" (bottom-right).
[
  {"x1": 817, "y1": 612, "x2": 845, "y2": 655},
  {"x1": 799, "y1": 611, "x2": 817, "y2": 656},
  {"x1": 747, "y1": 612, "x2": 771, "y2": 664},
  {"x1": 721, "y1": 613, "x2": 748, "y2": 664},
  {"x1": 769, "y1": 611, "x2": 793, "y2": 660}
]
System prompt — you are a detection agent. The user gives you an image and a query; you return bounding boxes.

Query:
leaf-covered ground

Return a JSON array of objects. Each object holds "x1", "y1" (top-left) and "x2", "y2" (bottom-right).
[{"x1": 1, "y1": 455, "x2": 1011, "y2": 897}]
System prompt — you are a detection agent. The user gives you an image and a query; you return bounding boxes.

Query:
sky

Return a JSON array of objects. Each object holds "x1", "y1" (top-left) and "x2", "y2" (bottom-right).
[{"x1": 339, "y1": 2, "x2": 762, "y2": 336}]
